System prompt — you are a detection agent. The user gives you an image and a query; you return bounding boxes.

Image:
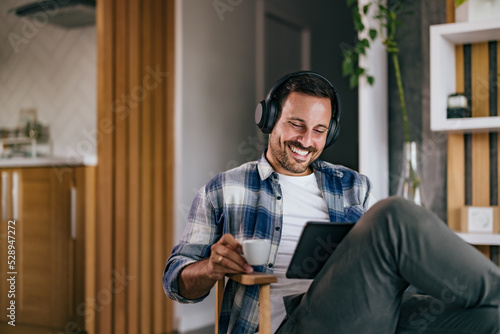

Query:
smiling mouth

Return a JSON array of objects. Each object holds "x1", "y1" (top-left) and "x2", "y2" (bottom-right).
[{"x1": 289, "y1": 145, "x2": 310, "y2": 159}]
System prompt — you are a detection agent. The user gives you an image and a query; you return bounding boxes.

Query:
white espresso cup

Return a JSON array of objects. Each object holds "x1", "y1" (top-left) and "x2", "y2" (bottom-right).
[{"x1": 241, "y1": 239, "x2": 271, "y2": 266}]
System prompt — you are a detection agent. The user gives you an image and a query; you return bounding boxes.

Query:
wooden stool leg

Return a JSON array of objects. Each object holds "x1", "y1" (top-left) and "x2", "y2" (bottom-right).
[
  {"x1": 259, "y1": 283, "x2": 272, "y2": 334},
  {"x1": 215, "y1": 278, "x2": 225, "y2": 334},
  {"x1": 219, "y1": 274, "x2": 277, "y2": 333}
]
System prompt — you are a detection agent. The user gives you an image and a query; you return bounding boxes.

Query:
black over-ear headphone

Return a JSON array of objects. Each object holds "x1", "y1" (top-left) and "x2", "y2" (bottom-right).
[{"x1": 254, "y1": 71, "x2": 341, "y2": 148}]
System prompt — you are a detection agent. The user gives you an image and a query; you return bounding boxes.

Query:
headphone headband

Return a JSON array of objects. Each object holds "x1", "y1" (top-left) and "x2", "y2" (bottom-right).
[{"x1": 255, "y1": 71, "x2": 341, "y2": 148}]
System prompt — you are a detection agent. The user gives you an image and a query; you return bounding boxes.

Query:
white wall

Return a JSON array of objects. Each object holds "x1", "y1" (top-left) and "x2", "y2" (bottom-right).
[
  {"x1": 358, "y1": 0, "x2": 389, "y2": 201},
  {"x1": 174, "y1": 0, "x2": 258, "y2": 332},
  {"x1": 0, "y1": 0, "x2": 96, "y2": 160}
]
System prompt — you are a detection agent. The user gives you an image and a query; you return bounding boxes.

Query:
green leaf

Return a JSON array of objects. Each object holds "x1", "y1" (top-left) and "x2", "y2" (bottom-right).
[
  {"x1": 355, "y1": 44, "x2": 366, "y2": 55},
  {"x1": 355, "y1": 67, "x2": 365, "y2": 76},
  {"x1": 363, "y1": 3, "x2": 371, "y2": 14},
  {"x1": 353, "y1": 12, "x2": 364, "y2": 31},
  {"x1": 455, "y1": 0, "x2": 468, "y2": 7},
  {"x1": 367, "y1": 76, "x2": 375, "y2": 85},
  {"x1": 341, "y1": 46, "x2": 353, "y2": 57},
  {"x1": 369, "y1": 29, "x2": 377, "y2": 40},
  {"x1": 347, "y1": 0, "x2": 357, "y2": 7},
  {"x1": 378, "y1": 4, "x2": 389, "y2": 14},
  {"x1": 360, "y1": 38, "x2": 370, "y2": 47},
  {"x1": 349, "y1": 75, "x2": 359, "y2": 89},
  {"x1": 342, "y1": 58, "x2": 353, "y2": 76}
]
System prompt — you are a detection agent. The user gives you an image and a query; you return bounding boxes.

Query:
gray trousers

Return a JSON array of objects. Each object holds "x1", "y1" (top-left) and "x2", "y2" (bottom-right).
[{"x1": 275, "y1": 197, "x2": 500, "y2": 334}]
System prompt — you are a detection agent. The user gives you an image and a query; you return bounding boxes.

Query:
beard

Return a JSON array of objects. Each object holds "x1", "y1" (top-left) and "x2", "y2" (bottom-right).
[{"x1": 268, "y1": 138, "x2": 318, "y2": 174}]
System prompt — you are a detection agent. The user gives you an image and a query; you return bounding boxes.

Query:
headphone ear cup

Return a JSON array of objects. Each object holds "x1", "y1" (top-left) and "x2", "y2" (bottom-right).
[
  {"x1": 255, "y1": 98, "x2": 278, "y2": 134},
  {"x1": 325, "y1": 91, "x2": 341, "y2": 148},
  {"x1": 264, "y1": 98, "x2": 278, "y2": 134},
  {"x1": 255, "y1": 100, "x2": 266, "y2": 131},
  {"x1": 325, "y1": 118, "x2": 339, "y2": 148}
]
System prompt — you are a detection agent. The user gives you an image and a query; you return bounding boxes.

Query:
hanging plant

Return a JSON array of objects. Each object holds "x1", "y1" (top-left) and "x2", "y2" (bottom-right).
[
  {"x1": 342, "y1": 0, "x2": 423, "y2": 203},
  {"x1": 342, "y1": 0, "x2": 411, "y2": 143}
]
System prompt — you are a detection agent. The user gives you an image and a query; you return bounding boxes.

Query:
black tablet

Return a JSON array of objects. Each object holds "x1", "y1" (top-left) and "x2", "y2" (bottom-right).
[{"x1": 285, "y1": 222, "x2": 354, "y2": 279}]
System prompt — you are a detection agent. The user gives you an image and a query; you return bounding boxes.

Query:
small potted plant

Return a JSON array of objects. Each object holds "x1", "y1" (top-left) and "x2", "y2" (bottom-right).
[{"x1": 455, "y1": 0, "x2": 500, "y2": 23}]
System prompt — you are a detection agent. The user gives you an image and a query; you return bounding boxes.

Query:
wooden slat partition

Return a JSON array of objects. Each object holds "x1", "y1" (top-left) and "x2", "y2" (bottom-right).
[
  {"x1": 446, "y1": 0, "x2": 455, "y2": 25},
  {"x1": 471, "y1": 42, "x2": 490, "y2": 207},
  {"x1": 96, "y1": 0, "x2": 114, "y2": 332},
  {"x1": 447, "y1": 44, "x2": 466, "y2": 231},
  {"x1": 127, "y1": 0, "x2": 141, "y2": 332},
  {"x1": 471, "y1": 42, "x2": 491, "y2": 257},
  {"x1": 79, "y1": 166, "x2": 96, "y2": 333},
  {"x1": 140, "y1": 0, "x2": 153, "y2": 332},
  {"x1": 96, "y1": 0, "x2": 175, "y2": 333},
  {"x1": 153, "y1": 1, "x2": 165, "y2": 331},
  {"x1": 165, "y1": 0, "x2": 176, "y2": 329},
  {"x1": 114, "y1": 0, "x2": 128, "y2": 331},
  {"x1": 447, "y1": 134, "x2": 465, "y2": 231}
]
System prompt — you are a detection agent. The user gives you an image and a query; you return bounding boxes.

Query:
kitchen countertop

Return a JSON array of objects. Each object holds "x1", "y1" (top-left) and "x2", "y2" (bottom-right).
[{"x1": 0, "y1": 155, "x2": 97, "y2": 168}]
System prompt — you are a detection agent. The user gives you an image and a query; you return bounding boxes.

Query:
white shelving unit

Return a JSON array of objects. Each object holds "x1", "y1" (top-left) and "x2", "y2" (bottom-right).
[
  {"x1": 456, "y1": 232, "x2": 500, "y2": 245},
  {"x1": 430, "y1": 19, "x2": 500, "y2": 133}
]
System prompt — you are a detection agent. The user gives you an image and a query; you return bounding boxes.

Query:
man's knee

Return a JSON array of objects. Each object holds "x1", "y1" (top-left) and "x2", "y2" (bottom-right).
[
  {"x1": 362, "y1": 196, "x2": 417, "y2": 229},
  {"x1": 354, "y1": 196, "x2": 445, "y2": 251},
  {"x1": 371, "y1": 196, "x2": 415, "y2": 215}
]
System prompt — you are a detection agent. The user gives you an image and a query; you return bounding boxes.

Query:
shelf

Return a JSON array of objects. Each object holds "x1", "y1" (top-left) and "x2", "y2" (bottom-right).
[
  {"x1": 430, "y1": 19, "x2": 500, "y2": 133},
  {"x1": 455, "y1": 232, "x2": 500, "y2": 245},
  {"x1": 1, "y1": 137, "x2": 36, "y2": 145},
  {"x1": 1, "y1": 137, "x2": 37, "y2": 158}
]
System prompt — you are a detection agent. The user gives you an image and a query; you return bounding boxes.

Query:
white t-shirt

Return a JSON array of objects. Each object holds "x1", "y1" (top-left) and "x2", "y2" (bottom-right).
[{"x1": 269, "y1": 172, "x2": 330, "y2": 333}]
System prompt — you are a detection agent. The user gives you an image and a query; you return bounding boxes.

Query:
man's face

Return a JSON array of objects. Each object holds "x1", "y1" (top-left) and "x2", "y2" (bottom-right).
[{"x1": 266, "y1": 92, "x2": 331, "y2": 176}]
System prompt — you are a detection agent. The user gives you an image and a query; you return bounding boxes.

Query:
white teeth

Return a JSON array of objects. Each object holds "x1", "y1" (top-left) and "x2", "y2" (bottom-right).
[{"x1": 289, "y1": 145, "x2": 308, "y2": 156}]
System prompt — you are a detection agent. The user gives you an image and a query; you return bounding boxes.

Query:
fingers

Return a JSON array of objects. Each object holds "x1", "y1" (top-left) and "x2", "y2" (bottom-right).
[
  {"x1": 218, "y1": 233, "x2": 242, "y2": 253},
  {"x1": 209, "y1": 234, "x2": 253, "y2": 279}
]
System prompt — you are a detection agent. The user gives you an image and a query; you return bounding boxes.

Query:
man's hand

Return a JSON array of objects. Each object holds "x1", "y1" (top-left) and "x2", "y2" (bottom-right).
[
  {"x1": 178, "y1": 233, "x2": 253, "y2": 300},
  {"x1": 207, "y1": 233, "x2": 254, "y2": 281}
]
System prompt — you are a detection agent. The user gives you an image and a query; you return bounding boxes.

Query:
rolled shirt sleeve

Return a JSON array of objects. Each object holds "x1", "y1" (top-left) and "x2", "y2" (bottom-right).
[{"x1": 163, "y1": 183, "x2": 222, "y2": 303}]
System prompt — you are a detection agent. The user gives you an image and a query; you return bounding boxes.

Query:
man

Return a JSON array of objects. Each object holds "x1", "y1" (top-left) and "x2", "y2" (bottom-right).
[{"x1": 163, "y1": 72, "x2": 500, "y2": 334}]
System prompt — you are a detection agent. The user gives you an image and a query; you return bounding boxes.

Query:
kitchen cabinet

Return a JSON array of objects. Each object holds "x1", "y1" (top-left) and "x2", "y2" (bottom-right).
[{"x1": 0, "y1": 166, "x2": 94, "y2": 334}]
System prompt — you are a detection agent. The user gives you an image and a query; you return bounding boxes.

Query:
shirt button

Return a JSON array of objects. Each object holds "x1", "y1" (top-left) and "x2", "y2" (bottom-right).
[
  {"x1": 268, "y1": 263, "x2": 273, "y2": 268},
  {"x1": 277, "y1": 196, "x2": 282, "y2": 200},
  {"x1": 275, "y1": 226, "x2": 281, "y2": 231}
]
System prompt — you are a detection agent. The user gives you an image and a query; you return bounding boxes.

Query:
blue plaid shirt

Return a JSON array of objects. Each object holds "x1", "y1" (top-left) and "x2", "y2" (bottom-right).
[{"x1": 163, "y1": 151, "x2": 374, "y2": 334}]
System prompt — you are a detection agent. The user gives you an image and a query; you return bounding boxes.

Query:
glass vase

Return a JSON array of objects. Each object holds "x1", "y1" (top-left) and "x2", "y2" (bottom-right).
[{"x1": 397, "y1": 141, "x2": 423, "y2": 206}]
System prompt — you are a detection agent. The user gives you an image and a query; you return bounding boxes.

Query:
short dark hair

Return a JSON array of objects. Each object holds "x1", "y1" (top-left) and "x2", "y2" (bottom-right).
[{"x1": 273, "y1": 73, "x2": 335, "y2": 116}]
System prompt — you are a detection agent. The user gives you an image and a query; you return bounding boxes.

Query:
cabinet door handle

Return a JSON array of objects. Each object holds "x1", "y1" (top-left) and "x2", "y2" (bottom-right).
[
  {"x1": 1, "y1": 172, "x2": 7, "y2": 221},
  {"x1": 12, "y1": 172, "x2": 18, "y2": 220},
  {"x1": 70, "y1": 186, "x2": 76, "y2": 240}
]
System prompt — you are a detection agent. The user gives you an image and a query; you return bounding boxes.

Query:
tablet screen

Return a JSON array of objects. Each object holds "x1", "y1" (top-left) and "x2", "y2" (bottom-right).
[{"x1": 285, "y1": 222, "x2": 354, "y2": 279}]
